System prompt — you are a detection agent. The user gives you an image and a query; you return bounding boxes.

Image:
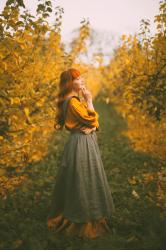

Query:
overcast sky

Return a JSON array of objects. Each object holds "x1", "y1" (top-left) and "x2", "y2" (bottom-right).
[
  {"x1": 0, "y1": 0, "x2": 160, "y2": 41},
  {"x1": 0, "y1": 0, "x2": 160, "y2": 64}
]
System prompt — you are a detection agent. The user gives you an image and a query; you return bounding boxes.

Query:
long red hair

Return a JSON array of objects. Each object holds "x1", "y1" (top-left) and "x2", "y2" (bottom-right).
[{"x1": 54, "y1": 68, "x2": 81, "y2": 130}]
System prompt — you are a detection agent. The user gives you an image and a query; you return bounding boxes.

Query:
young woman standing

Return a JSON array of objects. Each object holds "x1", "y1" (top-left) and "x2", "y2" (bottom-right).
[{"x1": 47, "y1": 68, "x2": 115, "y2": 239}]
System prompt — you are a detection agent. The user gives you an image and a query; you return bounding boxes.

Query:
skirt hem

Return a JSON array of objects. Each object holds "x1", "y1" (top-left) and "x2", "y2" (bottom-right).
[{"x1": 47, "y1": 212, "x2": 113, "y2": 239}]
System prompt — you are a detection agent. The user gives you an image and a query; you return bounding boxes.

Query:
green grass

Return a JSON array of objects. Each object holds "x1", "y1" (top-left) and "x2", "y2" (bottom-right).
[{"x1": 0, "y1": 100, "x2": 165, "y2": 250}]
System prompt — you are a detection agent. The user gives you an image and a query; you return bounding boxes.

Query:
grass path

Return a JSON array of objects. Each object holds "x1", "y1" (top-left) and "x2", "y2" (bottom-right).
[{"x1": 0, "y1": 100, "x2": 165, "y2": 250}]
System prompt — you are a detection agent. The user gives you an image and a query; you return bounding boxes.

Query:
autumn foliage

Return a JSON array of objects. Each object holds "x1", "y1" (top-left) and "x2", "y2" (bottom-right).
[
  {"x1": 0, "y1": 0, "x2": 165, "y2": 249},
  {"x1": 0, "y1": 1, "x2": 91, "y2": 190},
  {"x1": 103, "y1": 1, "x2": 166, "y2": 159}
]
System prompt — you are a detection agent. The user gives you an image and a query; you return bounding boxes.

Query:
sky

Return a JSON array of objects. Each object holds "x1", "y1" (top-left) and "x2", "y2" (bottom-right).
[
  {"x1": 0, "y1": 0, "x2": 160, "y2": 40},
  {"x1": 0, "y1": 0, "x2": 160, "y2": 64}
]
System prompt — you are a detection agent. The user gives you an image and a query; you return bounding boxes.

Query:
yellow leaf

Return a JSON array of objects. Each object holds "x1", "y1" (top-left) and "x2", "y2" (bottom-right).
[
  {"x1": 128, "y1": 176, "x2": 137, "y2": 185},
  {"x1": 132, "y1": 190, "x2": 140, "y2": 199},
  {"x1": 10, "y1": 97, "x2": 21, "y2": 105},
  {"x1": 13, "y1": 239, "x2": 23, "y2": 248},
  {"x1": 24, "y1": 107, "x2": 29, "y2": 117},
  {"x1": 121, "y1": 34, "x2": 126, "y2": 41},
  {"x1": 36, "y1": 98, "x2": 45, "y2": 107},
  {"x1": 0, "y1": 169, "x2": 6, "y2": 176},
  {"x1": 24, "y1": 107, "x2": 31, "y2": 123}
]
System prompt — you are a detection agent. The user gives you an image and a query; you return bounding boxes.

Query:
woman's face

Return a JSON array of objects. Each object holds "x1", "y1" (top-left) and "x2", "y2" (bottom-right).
[{"x1": 72, "y1": 76, "x2": 85, "y2": 91}]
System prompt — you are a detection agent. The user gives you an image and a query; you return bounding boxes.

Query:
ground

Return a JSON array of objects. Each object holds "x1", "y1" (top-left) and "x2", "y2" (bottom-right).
[{"x1": 0, "y1": 100, "x2": 165, "y2": 250}]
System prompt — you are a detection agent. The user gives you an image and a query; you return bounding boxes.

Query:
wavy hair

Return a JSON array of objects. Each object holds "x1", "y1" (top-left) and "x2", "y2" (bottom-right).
[{"x1": 54, "y1": 68, "x2": 81, "y2": 130}]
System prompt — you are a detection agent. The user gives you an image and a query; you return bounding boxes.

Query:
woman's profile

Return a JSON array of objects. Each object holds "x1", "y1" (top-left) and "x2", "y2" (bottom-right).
[{"x1": 47, "y1": 68, "x2": 115, "y2": 239}]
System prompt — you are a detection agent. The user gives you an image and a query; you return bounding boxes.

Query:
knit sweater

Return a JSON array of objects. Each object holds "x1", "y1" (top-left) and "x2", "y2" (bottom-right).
[{"x1": 64, "y1": 96, "x2": 99, "y2": 132}]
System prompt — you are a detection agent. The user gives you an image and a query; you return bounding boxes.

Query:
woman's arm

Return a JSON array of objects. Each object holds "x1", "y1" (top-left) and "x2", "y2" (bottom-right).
[
  {"x1": 79, "y1": 100, "x2": 98, "y2": 133},
  {"x1": 86, "y1": 99, "x2": 95, "y2": 111},
  {"x1": 69, "y1": 97, "x2": 99, "y2": 128}
]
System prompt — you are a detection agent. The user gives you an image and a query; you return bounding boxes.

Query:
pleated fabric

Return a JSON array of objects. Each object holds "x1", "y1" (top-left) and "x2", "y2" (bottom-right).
[{"x1": 47, "y1": 96, "x2": 115, "y2": 239}]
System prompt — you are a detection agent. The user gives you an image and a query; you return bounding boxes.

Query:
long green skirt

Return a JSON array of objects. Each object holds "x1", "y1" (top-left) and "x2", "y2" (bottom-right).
[{"x1": 47, "y1": 129, "x2": 115, "y2": 237}]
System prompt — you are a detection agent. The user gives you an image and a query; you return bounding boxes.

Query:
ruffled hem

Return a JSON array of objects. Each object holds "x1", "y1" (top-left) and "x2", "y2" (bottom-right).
[{"x1": 47, "y1": 213, "x2": 113, "y2": 239}]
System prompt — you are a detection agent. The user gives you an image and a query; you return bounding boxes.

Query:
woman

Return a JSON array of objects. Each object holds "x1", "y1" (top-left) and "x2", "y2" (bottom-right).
[{"x1": 47, "y1": 68, "x2": 115, "y2": 239}]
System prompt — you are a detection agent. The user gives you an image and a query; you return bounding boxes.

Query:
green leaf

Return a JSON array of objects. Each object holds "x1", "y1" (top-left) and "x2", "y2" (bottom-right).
[
  {"x1": 37, "y1": 4, "x2": 45, "y2": 12},
  {"x1": 17, "y1": 0, "x2": 25, "y2": 8},
  {"x1": 46, "y1": 1, "x2": 52, "y2": 6},
  {"x1": 47, "y1": 7, "x2": 52, "y2": 13},
  {"x1": 6, "y1": 0, "x2": 14, "y2": 6}
]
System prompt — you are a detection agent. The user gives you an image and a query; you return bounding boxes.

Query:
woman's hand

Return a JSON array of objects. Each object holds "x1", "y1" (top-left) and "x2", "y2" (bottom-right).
[
  {"x1": 81, "y1": 86, "x2": 92, "y2": 102},
  {"x1": 80, "y1": 126, "x2": 96, "y2": 134}
]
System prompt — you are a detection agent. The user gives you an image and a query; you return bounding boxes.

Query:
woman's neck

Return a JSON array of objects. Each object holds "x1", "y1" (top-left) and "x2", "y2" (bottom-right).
[{"x1": 66, "y1": 90, "x2": 79, "y2": 97}]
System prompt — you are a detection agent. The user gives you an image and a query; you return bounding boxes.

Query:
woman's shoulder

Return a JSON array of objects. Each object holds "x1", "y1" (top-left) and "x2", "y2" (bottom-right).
[
  {"x1": 69, "y1": 96, "x2": 81, "y2": 106},
  {"x1": 63, "y1": 95, "x2": 80, "y2": 107},
  {"x1": 68, "y1": 96, "x2": 88, "y2": 112}
]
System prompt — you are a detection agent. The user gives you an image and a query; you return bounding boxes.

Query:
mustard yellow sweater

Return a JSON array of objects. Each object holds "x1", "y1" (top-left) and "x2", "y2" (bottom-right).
[{"x1": 64, "y1": 97, "x2": 99, "y2": 132}]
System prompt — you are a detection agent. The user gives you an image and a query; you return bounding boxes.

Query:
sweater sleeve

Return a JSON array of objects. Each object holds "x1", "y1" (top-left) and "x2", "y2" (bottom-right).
[{"x1": 68, "y1": 98, "x2": 99, "y2": 128}]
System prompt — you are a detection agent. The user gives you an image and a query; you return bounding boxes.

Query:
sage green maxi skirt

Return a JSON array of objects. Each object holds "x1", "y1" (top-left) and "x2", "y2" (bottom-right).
[{"x1": 47, "y1": 129, "x2": 115, "y2": 238}]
